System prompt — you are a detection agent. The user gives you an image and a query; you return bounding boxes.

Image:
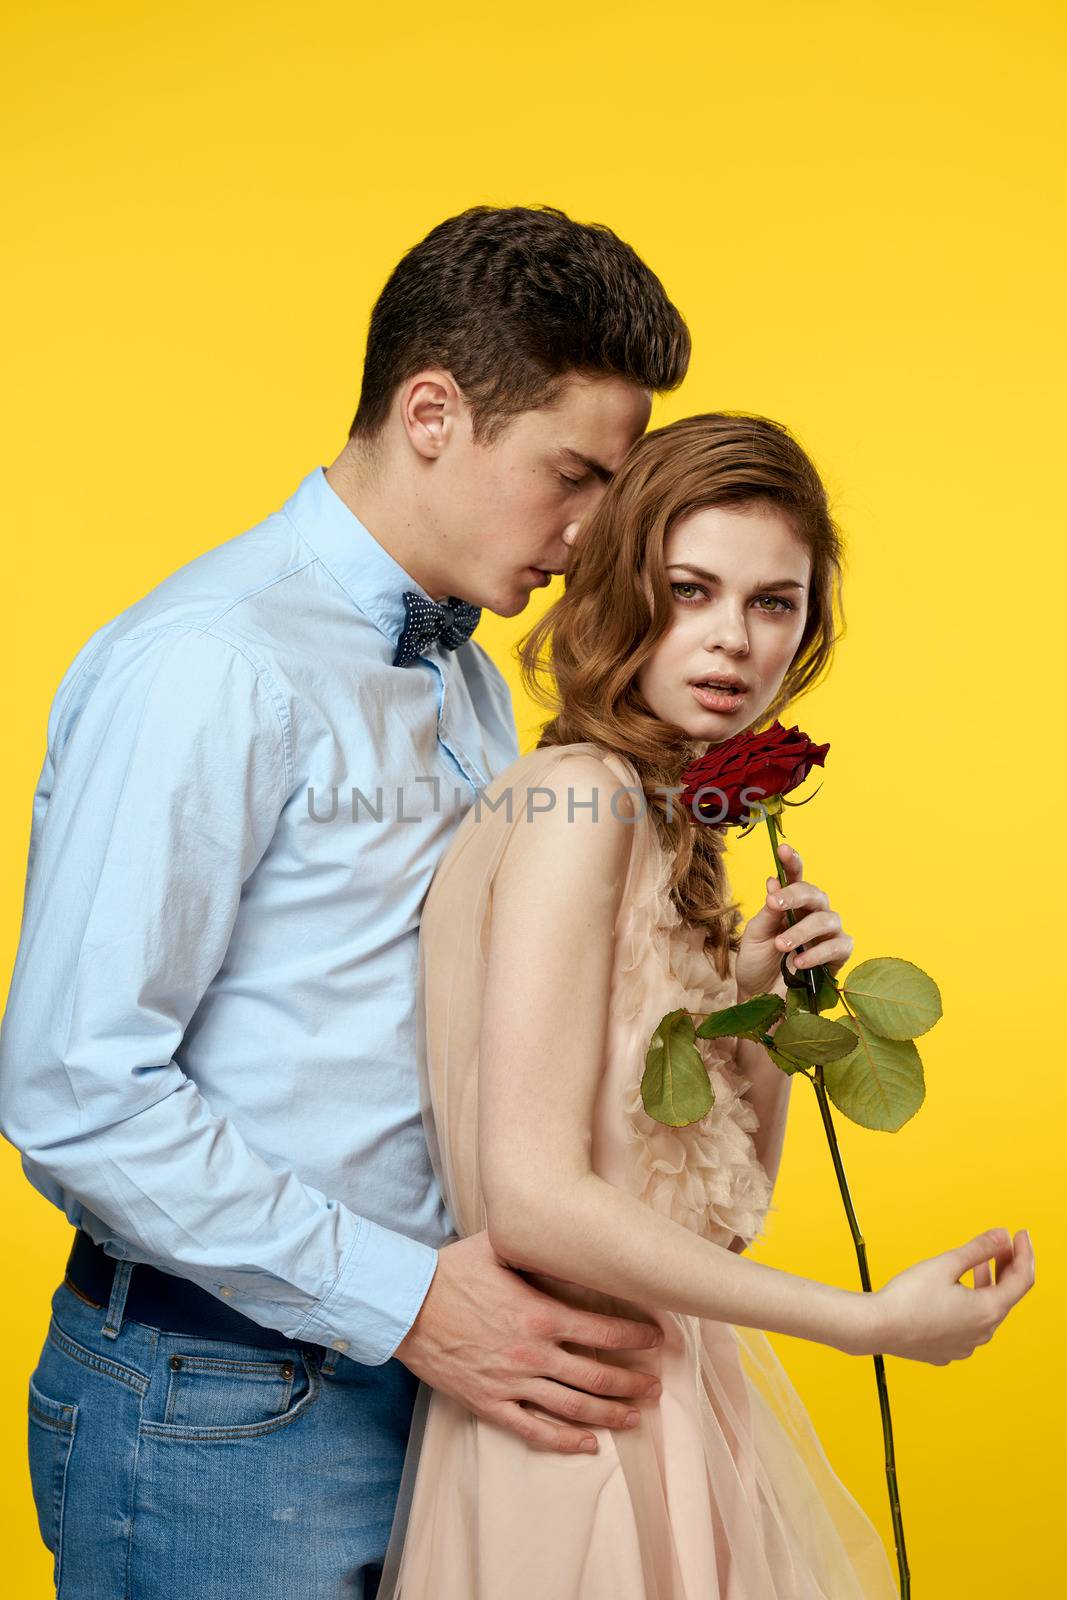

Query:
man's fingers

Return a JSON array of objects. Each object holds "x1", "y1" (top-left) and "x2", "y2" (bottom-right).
[
  {"x1": 492, "y1": 1399, "x2": 598, "y2": 1455},
  {"x1": 520, "y1": 1377, "x2": 646, "y2": 1434},
  {"x1": 972, "y1": 1259, "x2": 992, "y2": 1289},
  {"x1": 567, "y1": 1310, "x2": 664, "y2": 1352},
  {"x1": 550, "y1": 1350, "x2": 662, "y2": 1401}
]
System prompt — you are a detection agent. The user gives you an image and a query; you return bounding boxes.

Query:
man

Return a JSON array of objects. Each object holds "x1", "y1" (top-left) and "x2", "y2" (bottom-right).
[{"x1": 0, "y1": 204, "x2": 689, "y2": 1596}]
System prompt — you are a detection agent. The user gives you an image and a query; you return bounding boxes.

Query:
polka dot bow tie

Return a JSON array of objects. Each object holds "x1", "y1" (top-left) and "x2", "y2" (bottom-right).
[{"x1": 392, "y1": 590, "x2": 482, "y2": 668}]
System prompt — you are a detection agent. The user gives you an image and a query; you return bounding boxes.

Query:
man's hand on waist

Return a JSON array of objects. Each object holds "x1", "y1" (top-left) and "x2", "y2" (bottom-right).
[{"x1": 393, "y1": 1230, "x2": 664, "y2": 1455}]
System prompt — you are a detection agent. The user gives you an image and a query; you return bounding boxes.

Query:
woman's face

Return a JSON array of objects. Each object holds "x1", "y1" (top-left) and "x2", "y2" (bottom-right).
[{"x1": 634, "y1": 501, "x2": 812, "y2": 744}]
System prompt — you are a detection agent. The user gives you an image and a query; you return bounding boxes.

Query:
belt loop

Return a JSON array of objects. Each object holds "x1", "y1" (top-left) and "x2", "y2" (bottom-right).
[{"x1": 101, "y1": 1259, "x2": 134, "y2": 1340}]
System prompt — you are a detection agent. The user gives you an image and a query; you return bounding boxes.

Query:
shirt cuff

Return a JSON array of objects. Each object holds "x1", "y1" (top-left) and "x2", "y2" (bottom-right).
[{"x1": 291, "y1": 1215, "x2": 440, "y2": 1367}]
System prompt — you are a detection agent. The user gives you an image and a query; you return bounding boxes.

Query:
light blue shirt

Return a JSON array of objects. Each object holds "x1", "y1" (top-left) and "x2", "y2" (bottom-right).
[{"x1": 0, "y1": 467, "x2": 520, "y2": 1365}]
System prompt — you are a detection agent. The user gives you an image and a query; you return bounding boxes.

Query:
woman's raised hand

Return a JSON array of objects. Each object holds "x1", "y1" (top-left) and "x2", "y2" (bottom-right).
[
  {"x1": 861, "y1": 1228, "x2": 1035, "y2": 1364},
  {"x1": 735, "y1": 839, "x2": 851, "y2": 1005},
  {"x1": 732, "y1": 845, "x2": 1036, "y2": 1370}
]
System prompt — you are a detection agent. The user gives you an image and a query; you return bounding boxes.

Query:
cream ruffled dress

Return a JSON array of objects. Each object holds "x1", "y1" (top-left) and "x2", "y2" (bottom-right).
[{"x1": 376, "y1": 742, "x2": 898, "y2": 1599}]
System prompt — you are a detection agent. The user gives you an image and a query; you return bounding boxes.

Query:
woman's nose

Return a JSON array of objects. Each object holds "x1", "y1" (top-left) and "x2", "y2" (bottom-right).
[
  {"x1": 561, "y1": 521, "x2": 581, "y2": 548},
  {"x1": 703, "y1": 607, "x2": 749, "y2": 652}
]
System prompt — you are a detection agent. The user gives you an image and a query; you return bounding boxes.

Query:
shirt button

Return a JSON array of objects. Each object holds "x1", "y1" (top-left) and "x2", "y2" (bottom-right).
[
  {"x1": 219, "y1": 1285, "x2": 234, "y2": 1298},
  {"x1": 331, "y1": 1339, "x2": 349, "y2": 1353}
]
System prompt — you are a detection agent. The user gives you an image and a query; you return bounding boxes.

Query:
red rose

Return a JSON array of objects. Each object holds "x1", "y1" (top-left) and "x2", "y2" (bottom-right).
[{"x1": 679, "y1": 720, "x2": 830, "y2": 826}]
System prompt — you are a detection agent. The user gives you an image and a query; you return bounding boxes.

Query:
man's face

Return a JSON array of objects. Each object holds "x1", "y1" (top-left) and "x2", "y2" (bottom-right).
[{"x1": 429, "y1": 372, "x2": 652, "y2": 615}]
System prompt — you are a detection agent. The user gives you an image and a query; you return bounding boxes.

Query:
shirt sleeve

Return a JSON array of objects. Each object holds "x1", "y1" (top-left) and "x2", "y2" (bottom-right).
[{"x1": 0, "y1": 622, "x2": 438, "y2": 1365}]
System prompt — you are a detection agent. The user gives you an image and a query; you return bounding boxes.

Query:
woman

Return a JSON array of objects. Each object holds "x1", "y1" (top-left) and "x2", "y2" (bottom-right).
[{"x1": 376, "y1": 412, "x2": 1034, "y2": 1597}]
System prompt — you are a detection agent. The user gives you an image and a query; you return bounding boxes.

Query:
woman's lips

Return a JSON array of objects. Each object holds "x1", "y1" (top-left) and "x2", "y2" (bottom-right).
[{"x1": 691, "y1": 682, "x2": 747, "y2": 712}]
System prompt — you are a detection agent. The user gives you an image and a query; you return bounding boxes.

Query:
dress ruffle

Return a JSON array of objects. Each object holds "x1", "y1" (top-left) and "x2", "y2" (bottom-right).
[{"x1": 613, "y1": 807, "x2": 775, "y2": 1249}]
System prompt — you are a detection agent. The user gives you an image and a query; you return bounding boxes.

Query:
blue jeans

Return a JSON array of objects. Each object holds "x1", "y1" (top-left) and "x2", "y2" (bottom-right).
[{"x1": 26, "y1": 1263, "x2": 421, "y2": 1598}]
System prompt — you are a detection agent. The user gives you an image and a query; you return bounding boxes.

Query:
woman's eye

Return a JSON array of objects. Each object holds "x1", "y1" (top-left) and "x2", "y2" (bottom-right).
[
  {"x1": 669, "y1": 582, "x2": 795, "y2": 614},
  {"x1": 557, "y1": 472, "x2": 585, "y2": 489}
]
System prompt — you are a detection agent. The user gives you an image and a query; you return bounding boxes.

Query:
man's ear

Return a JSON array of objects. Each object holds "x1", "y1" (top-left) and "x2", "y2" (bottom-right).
[{"x1": 398, "y1": 368, "x2": 464, "y2": 461}]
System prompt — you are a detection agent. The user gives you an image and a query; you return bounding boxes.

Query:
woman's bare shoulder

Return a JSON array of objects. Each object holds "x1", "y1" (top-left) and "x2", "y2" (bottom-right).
[
  {"x1": 491, "y1": 749, "x2": 640, "y2": 921},
  {"x1": 521, "y1": 746, "x2": 640, "y2": 822}
]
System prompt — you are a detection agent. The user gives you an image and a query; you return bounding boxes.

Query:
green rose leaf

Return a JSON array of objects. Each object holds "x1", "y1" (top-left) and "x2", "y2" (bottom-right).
[
  {"x1": 840, "y1": 957, "x2": 942, "y2": 1040},
  {"x1": 643, "y1": 1008, "x2": 714, "y2": 1127},
  {"x1": 785, "y1": 984, "x2": 805, "y2": 1018},
  {"x1": 814, "y1": 968, "x2": 840, "y2": 1012},
  {"x1": 784, "y1": 967, "x2": 838, "y2": 1016},
  {"x1": 765, "y1": 1044, "x2": 808, "y2": 1077},
  {"x1": 821, "y1": 1016, "x2": 926, "y2": 1131},
  {"x1": 771, "y1": 1012, "x2": 859, "y2": 1065},
  {"x1": 695, "y1": 992, "x2": 785, "y2": 1040}
]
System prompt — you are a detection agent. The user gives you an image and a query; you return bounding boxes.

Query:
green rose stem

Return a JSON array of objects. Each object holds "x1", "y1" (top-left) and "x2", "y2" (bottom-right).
[{"x1": 763, "y1": 808, "x2": 911, "y2": 1598}]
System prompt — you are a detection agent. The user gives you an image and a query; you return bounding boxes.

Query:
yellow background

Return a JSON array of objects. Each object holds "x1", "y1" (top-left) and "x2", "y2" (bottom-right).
[{"x1": 3, "y1": 1, "x2": 1062, "y2": 1591}]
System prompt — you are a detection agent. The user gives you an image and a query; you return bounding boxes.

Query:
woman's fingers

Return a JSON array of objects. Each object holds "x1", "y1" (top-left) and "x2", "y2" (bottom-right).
[
  {"x1": 948, "y1": 1228, "x2": 1013, "y2": 1282},
  {"x1": 783, "y1": 934, "x2": 851, "y2": 972},
  {"x1": 972, "y1": 1258, "x2": 992, "y2": 1289},
  {"x1": 776, "y1": 916, "x2": 850, "y2": 972},
  {"x1": 989, "y1": 1231, "x2": 1016, "y2": 1283},
  {"x1": 776, "y1": 841, "x2": 803, "y2": 881},
  {"x1": 789, "y1": 941, "x2": 851, "y2": 974},
  {"x1": 767, "y1": 878, "x2": 829, "y2": 918},
  {"x1": 989, "y1": 1230, "x2": 1036, "y2": 1315},
  {"x1": 775, "y1": 909, "x2": 841, "y2": 950},
  {"x1": 764, "y1": 859, "x2": 852, "y2": 977},
  {"x1": 972, "y1": 1228, "x2": 1017, "y2": 1292}
]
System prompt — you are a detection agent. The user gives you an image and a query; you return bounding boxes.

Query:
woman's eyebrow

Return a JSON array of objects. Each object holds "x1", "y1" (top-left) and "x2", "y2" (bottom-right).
[{"x1": 666, "y1": 562, "x2": 807, "y2": 591}]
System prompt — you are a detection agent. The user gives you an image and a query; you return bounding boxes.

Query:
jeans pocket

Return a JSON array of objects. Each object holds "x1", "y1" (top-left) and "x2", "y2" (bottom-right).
[
  {"x1": 159, "y1": 1345, "x2": 312, "y2": 1434},
  {"x1": 27, "y1": 1375, "x2": 78, "y2": 1587}
]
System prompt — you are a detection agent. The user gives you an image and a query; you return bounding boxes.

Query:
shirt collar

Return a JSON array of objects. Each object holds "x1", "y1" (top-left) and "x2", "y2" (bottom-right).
[{"x1": 282, "y1": 466, "x2": 439, "y2": 647}]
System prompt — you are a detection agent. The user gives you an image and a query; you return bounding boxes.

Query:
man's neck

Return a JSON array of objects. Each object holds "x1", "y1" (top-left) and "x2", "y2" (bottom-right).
[{"x1": 324, "y1": 447, "x2": 449, "y2": 602}]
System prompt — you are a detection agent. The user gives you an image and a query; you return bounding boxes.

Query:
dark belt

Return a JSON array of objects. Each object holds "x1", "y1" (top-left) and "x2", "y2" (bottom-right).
[{"x1": 63, "y1": 1227, "x2": 324, "y2": 1353}]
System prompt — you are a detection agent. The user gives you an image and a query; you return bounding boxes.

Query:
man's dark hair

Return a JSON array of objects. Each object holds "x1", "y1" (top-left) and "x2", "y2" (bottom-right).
[{"x1": 349, "y1": 205, "x2": 690, "y2": 445}]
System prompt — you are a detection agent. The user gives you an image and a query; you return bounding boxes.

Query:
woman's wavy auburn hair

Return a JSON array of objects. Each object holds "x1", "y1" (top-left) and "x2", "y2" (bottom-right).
[{"x1": 517, "y1": 412, "x2": 846, "y2": 980}]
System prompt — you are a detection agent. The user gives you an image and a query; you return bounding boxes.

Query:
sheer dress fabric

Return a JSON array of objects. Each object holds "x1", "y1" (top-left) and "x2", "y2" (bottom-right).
[{"x1": 377, "y1": 743, "x2": 898, "y2": 1599}]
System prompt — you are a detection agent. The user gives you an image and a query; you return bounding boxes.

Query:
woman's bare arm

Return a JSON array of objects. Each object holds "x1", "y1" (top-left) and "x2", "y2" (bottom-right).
[{"x1": 479, "y1": 754, "x2": 872, "y2": 1357}]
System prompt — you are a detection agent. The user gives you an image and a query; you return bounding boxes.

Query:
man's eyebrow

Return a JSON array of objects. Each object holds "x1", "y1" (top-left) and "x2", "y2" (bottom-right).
[
  {"x1": 666, "y1": 562, "x2": 807, "y2": 591},
  {"x1": 559, "y1": 447, "x2": 615, "y2": 485}
]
